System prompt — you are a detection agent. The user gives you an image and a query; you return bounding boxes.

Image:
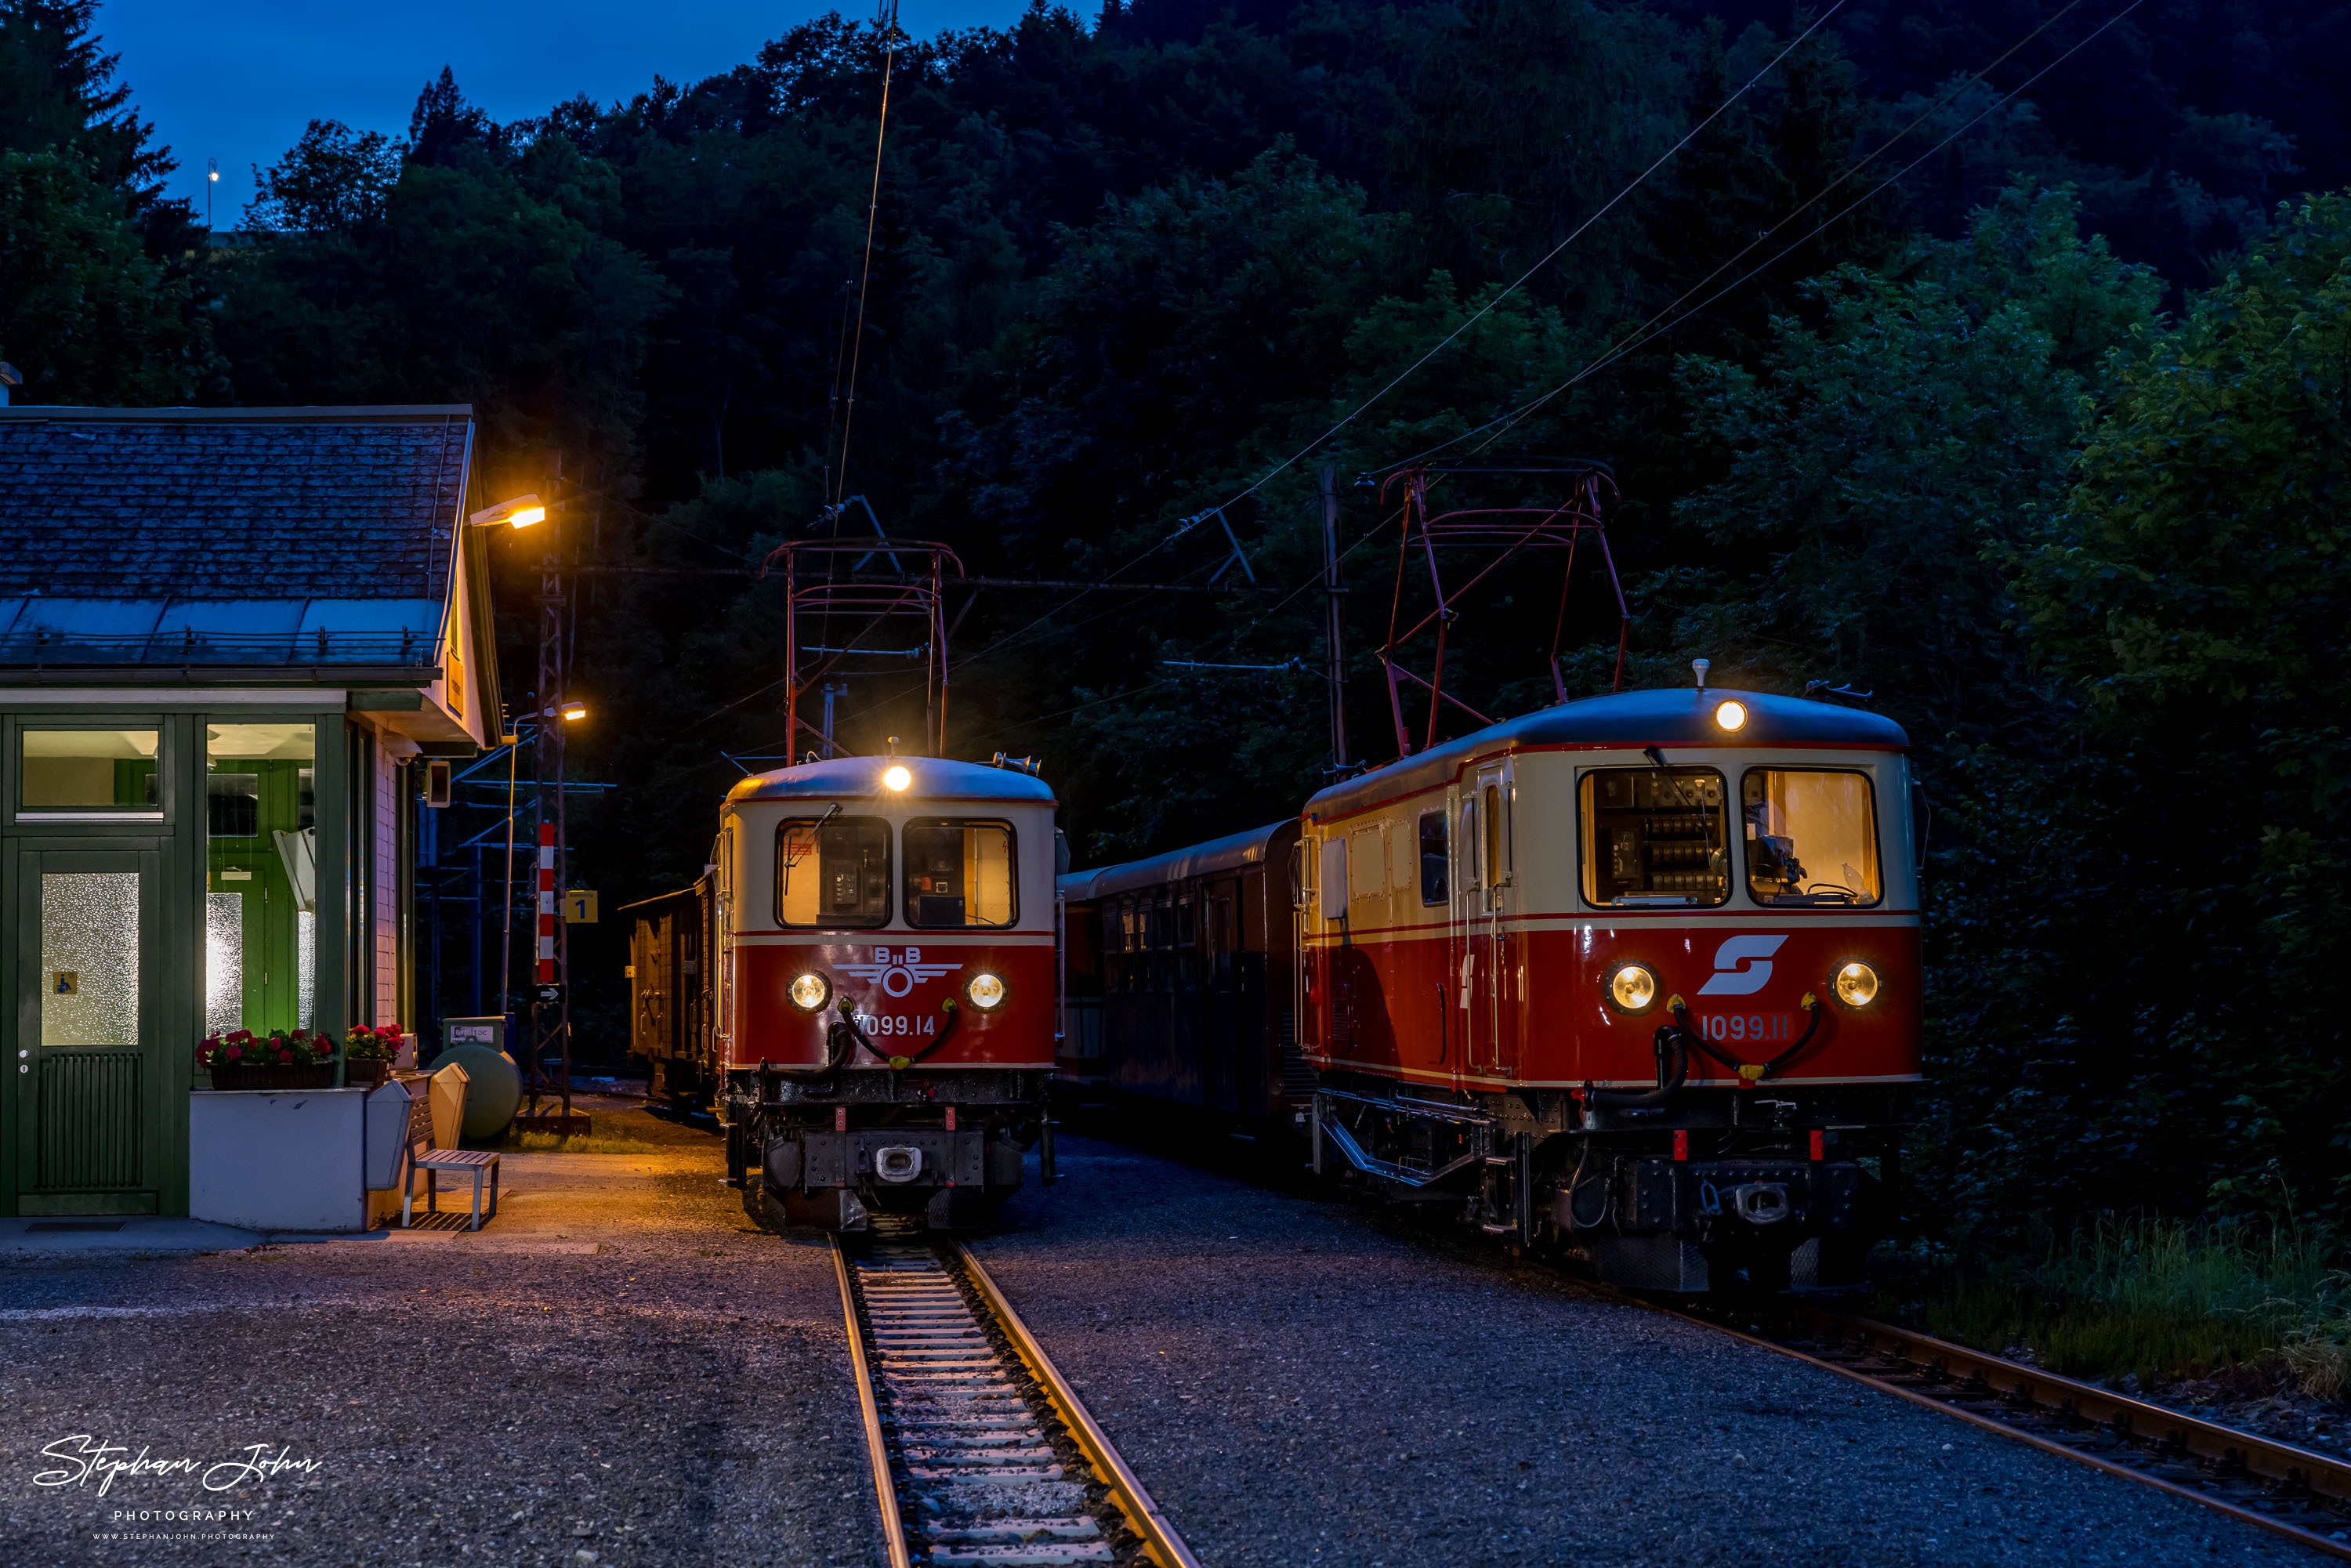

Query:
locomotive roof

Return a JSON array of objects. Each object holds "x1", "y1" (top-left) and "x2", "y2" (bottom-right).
[
  {"x1": 1303, "y1": 685, "x2": 1907, "y2": 821},
  {"x1": 1060, "y1": 820, "x2": 1291, "y2": 901},
  {"x1": 725, "y1": 755, "x2": 1056, "y2": 807}
]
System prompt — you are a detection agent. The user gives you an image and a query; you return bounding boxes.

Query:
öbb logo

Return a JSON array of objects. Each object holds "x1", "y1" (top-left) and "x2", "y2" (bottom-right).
[
  {"x1": 1697, "y1": 934, "x2": 1787, "y2": 996},
  {"x1": 840, "y1": 947, "x2": 962, "y2": 998}
]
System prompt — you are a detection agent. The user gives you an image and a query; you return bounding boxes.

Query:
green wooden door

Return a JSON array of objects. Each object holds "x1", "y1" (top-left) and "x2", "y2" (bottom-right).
[{"x1": 14, "y1": 847, "x2": 165, "y2": 1215}]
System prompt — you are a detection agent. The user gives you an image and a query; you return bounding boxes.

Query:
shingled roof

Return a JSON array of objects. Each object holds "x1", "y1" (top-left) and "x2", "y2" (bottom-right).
[{"x1": 0, "y1": 406, "x2": 473, "y2": 599}]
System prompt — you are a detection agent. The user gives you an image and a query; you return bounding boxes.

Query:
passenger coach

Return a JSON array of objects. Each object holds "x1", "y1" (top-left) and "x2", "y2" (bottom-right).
[{"x1": 1057, "y1": 820, "x2": 1310, "y2": 1122}]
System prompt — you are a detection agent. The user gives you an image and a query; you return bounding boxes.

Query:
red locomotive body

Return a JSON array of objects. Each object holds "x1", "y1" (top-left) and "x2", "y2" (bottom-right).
[
  {"x1": 1299, "y1": 683, "x2": 1918, "y2": 1290},
  {"x1": 700, "y1": 754, "x2": 1060, "y2": 1230}
]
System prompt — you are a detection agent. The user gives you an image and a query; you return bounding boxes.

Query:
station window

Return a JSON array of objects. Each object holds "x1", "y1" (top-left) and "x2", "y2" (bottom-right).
[
  {"x1": 1579, "y1": 766, "x2": 1730, "y2": 907},
  {"x1": 1418, "y1": 811, "x2": 1448, "y2": 904},
  {"x1": 1742, "y1": 770, "x2": 1882, "y2": 906},
  {"x1": 775, "y1": 815, "x2": 892, "y2": 928},
  {"x1": 16, "y1": 728, "x2": 161, "y2": 819},
  {"x1": 902, "y1": 819, "x2": 1016, "y2": 929}
]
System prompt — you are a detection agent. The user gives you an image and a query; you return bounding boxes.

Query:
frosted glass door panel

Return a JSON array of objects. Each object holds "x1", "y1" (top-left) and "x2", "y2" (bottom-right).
[
  {"x1": 40, "y1": 872, "x2": 140, "y2": 1047},
  {"x1": 206, "y1": 892, "x2": 245, "y2": 1035},
  {"x1": 298, "y1": 909, "x2": 316, "y2": 1031}
]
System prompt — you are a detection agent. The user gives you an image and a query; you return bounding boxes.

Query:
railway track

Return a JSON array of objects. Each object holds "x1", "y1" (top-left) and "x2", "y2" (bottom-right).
[
  {"x1": 1679, "y1": 1300, "x2": 2351, "y2": 1559},
  {"x1": 832, "y1": 1221, "x2": 1201, "y2": 1568}
]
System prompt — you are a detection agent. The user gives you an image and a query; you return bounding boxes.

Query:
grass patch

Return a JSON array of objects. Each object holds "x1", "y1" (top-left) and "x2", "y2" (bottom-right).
[{"x1": 1878, "y1": 1215, "x2": 2351, "y2": 1395}]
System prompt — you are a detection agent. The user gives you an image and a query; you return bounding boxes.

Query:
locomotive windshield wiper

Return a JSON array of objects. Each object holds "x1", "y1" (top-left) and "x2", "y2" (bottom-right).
[{"x1": 781, "y1": 802, "x2": 842, "y2": 877}]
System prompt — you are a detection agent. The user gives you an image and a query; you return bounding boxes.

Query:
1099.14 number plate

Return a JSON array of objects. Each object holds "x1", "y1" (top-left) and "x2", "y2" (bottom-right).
[{"x1": 853, "y1": 1012, "x2": 940, "y2": 1040}]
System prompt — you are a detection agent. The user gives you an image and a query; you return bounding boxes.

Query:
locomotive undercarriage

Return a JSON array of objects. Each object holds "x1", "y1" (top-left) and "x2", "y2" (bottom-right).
[
  {"x1": 720, "y1": 1066, "x2": 1052, "y2": 1233},
  {"x1": 1312, "y1": 1071, "x2": 1903, "y2": 1293}
]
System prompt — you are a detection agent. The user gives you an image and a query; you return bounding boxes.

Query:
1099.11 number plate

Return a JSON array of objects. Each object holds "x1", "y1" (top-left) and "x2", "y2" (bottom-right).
[{"x1": 1688, "y1": 1011, "x2": 1799, "y2": 1045}]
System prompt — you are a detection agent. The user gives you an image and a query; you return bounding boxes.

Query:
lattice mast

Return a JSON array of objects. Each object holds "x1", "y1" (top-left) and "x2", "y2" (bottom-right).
[{"x1": 763, "y1": 538, "x2": 964, "y2": 759}]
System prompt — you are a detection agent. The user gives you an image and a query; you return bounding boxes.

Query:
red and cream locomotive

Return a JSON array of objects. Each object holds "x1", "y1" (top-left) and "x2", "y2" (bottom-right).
[
  {"x1": 1293, "y1": 676, "x2": 1918, "y2": 1291},
  {"x1": 700, "y1": 751, "x2": 1062, "y2": 1229}
]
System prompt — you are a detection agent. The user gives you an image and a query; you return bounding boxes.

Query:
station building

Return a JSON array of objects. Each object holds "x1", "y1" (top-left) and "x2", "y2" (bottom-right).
[{"x1": 0, "y1": 405, "x2": 500, "y2": 1219}]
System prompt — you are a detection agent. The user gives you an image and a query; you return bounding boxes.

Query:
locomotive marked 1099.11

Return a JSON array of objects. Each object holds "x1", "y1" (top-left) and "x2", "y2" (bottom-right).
[{"x1": 1062, "y1": 674, "x2": 1920, "y2": 1293}]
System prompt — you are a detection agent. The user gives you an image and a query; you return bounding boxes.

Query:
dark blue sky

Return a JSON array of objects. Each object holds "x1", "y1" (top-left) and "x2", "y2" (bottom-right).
[{"x1": 99, "y1": 0, "x2": 1035, "y2": 225}]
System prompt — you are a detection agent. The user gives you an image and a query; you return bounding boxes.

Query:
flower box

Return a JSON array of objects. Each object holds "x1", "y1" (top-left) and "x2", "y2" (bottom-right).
[{"x1": 197, "y1": 1028, "x2": 337, "y2": 1090}]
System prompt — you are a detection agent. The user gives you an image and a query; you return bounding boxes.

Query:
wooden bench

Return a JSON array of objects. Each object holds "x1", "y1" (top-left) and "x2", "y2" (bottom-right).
[{"x1": 402, "y1": 1067, "x2": 499, "y2": 1230}]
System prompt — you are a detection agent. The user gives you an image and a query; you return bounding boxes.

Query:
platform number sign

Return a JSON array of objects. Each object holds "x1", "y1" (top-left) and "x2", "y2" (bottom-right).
[{"x1": 563, "y1": 889, "x2": 598, "y2": 924}]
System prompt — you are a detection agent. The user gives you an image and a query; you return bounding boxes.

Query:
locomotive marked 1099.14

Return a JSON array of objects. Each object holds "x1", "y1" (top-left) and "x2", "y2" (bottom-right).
[
  {"x1": 1061, "y1": 675, "x2": 1920, "y2": 1293},
  {"x1": 632, "y1": 752, "x2": 1063, "y2": 1231}
]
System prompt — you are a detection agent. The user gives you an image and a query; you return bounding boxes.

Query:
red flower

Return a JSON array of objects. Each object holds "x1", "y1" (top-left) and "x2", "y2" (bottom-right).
[
  {"x1": 227, "y1": 1030, "x2": 254, "y2": 1045},
  {"x1": 225, "y1": 1044, "x2": 242, "y2": 1060},
  {"x1": 276, "y1": 1048, "x2": 293, "y2": 1064}
]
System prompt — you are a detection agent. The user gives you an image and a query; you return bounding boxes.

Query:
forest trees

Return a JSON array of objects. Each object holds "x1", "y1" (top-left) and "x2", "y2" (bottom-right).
[{"x1": 0, "y1": 0, "x2": 207, "y2": 401}]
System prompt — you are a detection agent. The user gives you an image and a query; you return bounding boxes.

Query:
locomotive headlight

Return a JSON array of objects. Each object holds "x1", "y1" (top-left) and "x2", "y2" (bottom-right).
[
  {"x1": 1834, "y1": 961, "x2": 1881, "y2": 1009},
  {"x1": 788, "y1": 972, "x2": 832, "y2": 1012},
  {"x1": 1714, "y1": 699, "x2": 1748, "y2": 732},
  {"x1": 1607, "y1": 963, "x2": 1658, "y2": 1013},
  {"x1": 965, "y1": 972, "x2": 1008, "y2": 1011},
  {"x1": 882, "y1": 765, "x2": 911, "y2": 792}
]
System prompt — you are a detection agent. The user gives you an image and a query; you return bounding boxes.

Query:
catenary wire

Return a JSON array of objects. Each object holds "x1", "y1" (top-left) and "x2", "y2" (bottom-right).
[{"x1": 1393, "y1": 0, "x2": 2122, "y2": 468}]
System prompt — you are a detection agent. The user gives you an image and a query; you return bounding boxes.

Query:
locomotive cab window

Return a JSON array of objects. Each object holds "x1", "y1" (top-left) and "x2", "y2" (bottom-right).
[
  {"x1": 903, "y1": 819, "x2": 1016, "y2": 928},
  {"x1": 1742, "y1": 769, "x2": 1882, "y2": 905},
  {"x1": 775, "y1": 815, "x2": 892, "y2": 928},
  {"x1": 1580, "y1": 766, "x2": 1730, "y2": 907}
]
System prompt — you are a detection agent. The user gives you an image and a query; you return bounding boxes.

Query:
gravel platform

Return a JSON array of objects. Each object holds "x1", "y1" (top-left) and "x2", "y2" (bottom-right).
[
  {"x1": 0, "y1": 1127, "x2": 877, "y2": 1567},
  {"x1": 976, "y1": 1131, "x2": 2316, "y2": 1568}
]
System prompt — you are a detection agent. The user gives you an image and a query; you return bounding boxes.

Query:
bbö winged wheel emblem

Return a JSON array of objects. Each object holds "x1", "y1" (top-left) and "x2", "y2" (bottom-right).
[
  {"x1": 839, "y1": 946, "x2": 963, "y2": 998},
  {"x1": 1697, "y1": 934, "x2": 1787, "y2": 996}
]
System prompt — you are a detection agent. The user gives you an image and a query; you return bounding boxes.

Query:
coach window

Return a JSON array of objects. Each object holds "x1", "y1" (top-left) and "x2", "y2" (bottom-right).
[
  {"x1": 1418, "y1": 811, "x2": 1448, "y2": 904},
  {"x1": 1741, "y1": 770, "x2": 1882, "y2": 906},
  {"x1": 904, "y1": 819, "x2": 1017, "y2": 928},
  {"x1": 775, "y1": 815, "x2": 892, "y2": 928},
  {"x1": 1579, "y1": 766, "x2": 1730, "y2": 907}
]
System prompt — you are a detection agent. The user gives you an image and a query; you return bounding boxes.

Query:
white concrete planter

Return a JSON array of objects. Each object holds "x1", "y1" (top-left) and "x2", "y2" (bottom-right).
[{"x1": 189, "y1": 1084, "x2": 412, "y2": 1233}]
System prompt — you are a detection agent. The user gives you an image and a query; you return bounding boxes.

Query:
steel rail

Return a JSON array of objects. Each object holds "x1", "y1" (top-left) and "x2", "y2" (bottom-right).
[
  {"x1": 833, "y1": 1238, "x2": 914, "y2": 1568},
  {"x1": 1671, "y1": 1300, "x2": 2351, "y2": 1560},
  {"x1": 957, "y1": 1241, "x2": 1205, "y2": 1568},
  {"x1": 832, "y1": 1226, "x2": 1201, "y2": 1568}
]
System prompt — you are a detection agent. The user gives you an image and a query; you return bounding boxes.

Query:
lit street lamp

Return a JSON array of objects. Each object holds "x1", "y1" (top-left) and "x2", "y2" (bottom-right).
[{"x1": 468, "y1": 494, "x2": 546, "y2": 530}]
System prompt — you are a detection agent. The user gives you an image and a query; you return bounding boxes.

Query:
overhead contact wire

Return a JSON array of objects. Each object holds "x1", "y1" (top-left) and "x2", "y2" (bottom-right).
[{"x1": 1395, "y1": 0, "x2": 2115, "y2": 466}]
